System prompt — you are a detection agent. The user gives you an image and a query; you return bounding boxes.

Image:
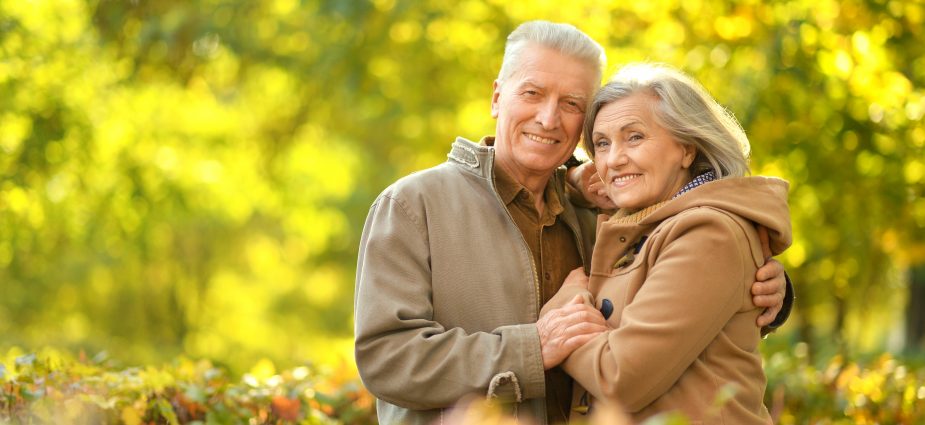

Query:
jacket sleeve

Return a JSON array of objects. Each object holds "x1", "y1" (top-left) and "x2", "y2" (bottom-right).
[
  {"x1": 354, "y1": 194, "x2": 546, "y2": 410},
  {"x1": 562, "y1": 209, "x2": 756, "y2": 412}
]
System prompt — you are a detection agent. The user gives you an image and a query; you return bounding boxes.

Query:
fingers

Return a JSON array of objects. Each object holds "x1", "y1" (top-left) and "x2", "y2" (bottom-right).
[
  {"x1": 750, "y1": 280, "x2": 780, "y2": 296},
  {"x1": 584, "y1": 167, "x2": 600, "y2": 184},
  {"x1": 588, "y1": 180, "x2": 605, "y2": 196},
  {"x1": 565, "y1": 293, "x2": 584, "y2": 305},
  {"x1": 537, "y1": 305, "x2": 607, "y2": 341},
  {"x1": 752, "y1": 292, "x2": 784, "y2": 309},
  {"x1": 756, "y1": 305, "x2": 782, "y2": 327},
  {"x1": 752, "y1": 259, "x2": 786, "y2": 317},
  {"x1": 595, "y1": 196, "x2": 617, "y2": 210},
  {"x1": 561, "y1": 331, "x2": 605, "y2": 353},
  {"x1": 755, "y1": 258, "x2": 784, "y2": 282},
  {"x1": 563, "y1": 268, "x2": 590, "y2": 288},
  {"x1": 586, "y1": 180, "x2": 617, "y2": 209},
  {"x1": 758, "y1": 226, "x2": 771, "y2": 260},
  {"x1": 565, "y1": 320, "x2": 608, "y2": 335},
  {"x1": 538, "y1": 305, "x2": 609, "y2": 369},
  {"x1": 556, "y1": 302, "x2": 604, "y2": 320}
]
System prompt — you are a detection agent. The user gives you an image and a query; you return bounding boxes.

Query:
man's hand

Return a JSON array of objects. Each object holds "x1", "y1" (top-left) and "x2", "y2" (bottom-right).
[
  {"x1": 567, "y1": 162, "x2": 617, "y2": 210},
  {"x1": 537, "y1": 294, "x2": 608, "y2": 370},
  {"x1": 752, "y1": 226, "x2": 787, "y2": 327},
  {"x1": 752, "y1": 258, "x2": 785, "y2": 327}
]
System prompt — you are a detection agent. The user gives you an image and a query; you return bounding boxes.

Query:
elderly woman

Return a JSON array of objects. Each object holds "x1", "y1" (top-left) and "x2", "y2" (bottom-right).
[{"x1": 541, "y1": 63, "x2": 791, "y2": 423}]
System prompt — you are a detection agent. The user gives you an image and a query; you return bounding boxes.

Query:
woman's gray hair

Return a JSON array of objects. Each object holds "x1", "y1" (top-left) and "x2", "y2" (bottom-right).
[
  {"x1": 498, "y1": 21, "x2": 605, "y2": 86},
  {"x1": 583, "y1": 63, "x2": 751, "y2": 178}
]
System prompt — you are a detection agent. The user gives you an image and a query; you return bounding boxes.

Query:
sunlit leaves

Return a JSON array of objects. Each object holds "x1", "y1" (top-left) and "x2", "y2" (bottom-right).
[
  {"x1": 2, "y1": 0, "x2": 924, "y2": 380},
  {"x1": 766, "y1": 350, "x2": 925, "y2": 424},
  {"x1": 0, "y1": 348, "x2": 376, "y2": 424}
]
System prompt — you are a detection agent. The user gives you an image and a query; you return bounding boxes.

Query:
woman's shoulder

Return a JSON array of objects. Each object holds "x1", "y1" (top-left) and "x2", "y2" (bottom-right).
[{"x1": 658, "y1": 206, "x2": 765, "y2": 265}]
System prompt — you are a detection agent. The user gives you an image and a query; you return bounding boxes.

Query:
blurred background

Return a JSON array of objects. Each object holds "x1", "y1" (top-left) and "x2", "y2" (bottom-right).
[{"x1": 1, "y1": 0, "x2": 924, "y2": 415}]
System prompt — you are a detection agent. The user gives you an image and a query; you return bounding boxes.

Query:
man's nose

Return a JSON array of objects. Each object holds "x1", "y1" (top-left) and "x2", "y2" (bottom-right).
[{"x1": 535, "y1": 99, "x2": 560, "y2": 130}]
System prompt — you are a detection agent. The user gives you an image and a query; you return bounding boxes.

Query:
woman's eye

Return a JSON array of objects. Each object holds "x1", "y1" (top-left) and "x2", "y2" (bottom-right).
[
  {"x1": 628, "y1": 133, "x2": 644, "y2": 142},
  {"x1": 594, "y1": 139, "x2": 610, "y2": 150}
]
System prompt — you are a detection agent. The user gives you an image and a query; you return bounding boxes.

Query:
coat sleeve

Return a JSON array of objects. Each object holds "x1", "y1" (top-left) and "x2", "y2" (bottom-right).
[
  {"x1": 561, "y1": 209, "x2": 756, "y2": 412},
  {"x1": 354, "y1": 194, "x2": 546, "y2": 410}
]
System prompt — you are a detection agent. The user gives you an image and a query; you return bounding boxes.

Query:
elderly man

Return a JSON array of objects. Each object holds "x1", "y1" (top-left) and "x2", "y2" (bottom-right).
[{"x1": 354, "y1": 21, "x2": 791, "y2": 425}]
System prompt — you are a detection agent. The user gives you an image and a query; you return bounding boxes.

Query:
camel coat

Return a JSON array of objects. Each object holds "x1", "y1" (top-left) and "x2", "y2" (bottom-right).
[{"x1": 541, "y1": 176, "x2": 792, "y2": 424}]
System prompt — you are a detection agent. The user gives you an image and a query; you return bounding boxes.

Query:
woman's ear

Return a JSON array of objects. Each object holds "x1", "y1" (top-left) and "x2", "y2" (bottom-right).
[{"x1": 681, "y1": 144, "x2": 697, "y2": 169}]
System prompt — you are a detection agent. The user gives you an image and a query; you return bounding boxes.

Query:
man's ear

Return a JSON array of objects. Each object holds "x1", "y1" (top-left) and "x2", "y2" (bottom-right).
[{"x1": 490, "y1": 80, "x2": 502, "y2": 119}]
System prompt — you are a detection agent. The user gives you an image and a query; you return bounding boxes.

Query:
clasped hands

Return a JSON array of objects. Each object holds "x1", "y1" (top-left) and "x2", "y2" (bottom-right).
[{"x1": 537, "y1": 268, "x2": 606, "y2": 370}]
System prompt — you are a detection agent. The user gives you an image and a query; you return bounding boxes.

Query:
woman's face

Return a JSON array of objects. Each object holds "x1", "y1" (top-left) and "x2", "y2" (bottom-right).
[{"x1": 590, "y1": 91, "x2": 696, "y2": 211}]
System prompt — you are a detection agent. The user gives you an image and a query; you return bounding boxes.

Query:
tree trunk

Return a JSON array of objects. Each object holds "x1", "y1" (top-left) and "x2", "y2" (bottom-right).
[
  {"x1": 905, "y1": 263, "x2": 925, "y2": 352},
  {"x1": 834, "y1": 295, "x2": 847, "y2": 352}
]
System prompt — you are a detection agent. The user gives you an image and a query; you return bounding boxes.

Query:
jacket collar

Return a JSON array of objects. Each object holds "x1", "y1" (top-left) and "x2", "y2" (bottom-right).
[
  {"x1": 446, "y1": 137, "x2": 493, "y2": 178},
  {"x1": 447, "y1": 136, "x2": 565, "y2": 211}
]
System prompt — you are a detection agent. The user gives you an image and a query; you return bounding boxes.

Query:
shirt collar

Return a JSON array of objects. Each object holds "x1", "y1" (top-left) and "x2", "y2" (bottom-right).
[{"x1": 485, "y1": 136, "x2": 565, "y2": 217}]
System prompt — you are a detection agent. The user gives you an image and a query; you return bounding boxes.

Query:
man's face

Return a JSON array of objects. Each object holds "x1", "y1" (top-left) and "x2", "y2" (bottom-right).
[{"x1": 491, "y1": 45, "x2": 597, "y2": 183}]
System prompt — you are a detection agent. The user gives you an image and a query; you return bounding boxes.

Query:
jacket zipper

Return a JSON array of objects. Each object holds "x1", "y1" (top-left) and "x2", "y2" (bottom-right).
[
  {"x1": 486, "y1": 153, "x2": 542, "y2": 318},
  {"x1": 555, "y1": 170, "x2": 588, "y2": 270}
]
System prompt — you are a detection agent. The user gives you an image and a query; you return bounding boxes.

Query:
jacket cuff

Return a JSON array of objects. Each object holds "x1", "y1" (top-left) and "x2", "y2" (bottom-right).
[{"x1": 486, "y1": 323, "x2": 546, "y2": 401}]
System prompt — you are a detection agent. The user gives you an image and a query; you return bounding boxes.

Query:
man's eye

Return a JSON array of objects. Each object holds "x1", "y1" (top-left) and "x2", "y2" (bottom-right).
[{"x1": 563, "y1": 101, "x2": 582, "y2": 113}]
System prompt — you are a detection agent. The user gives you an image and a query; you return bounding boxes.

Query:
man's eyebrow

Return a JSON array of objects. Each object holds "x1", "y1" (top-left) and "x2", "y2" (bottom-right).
[
  {"x1": 517, "y1": 79, "x2": 544, "y2": 89},
  {"x1": 515, "y1": 79, "x2": 588, "y2": 101}
]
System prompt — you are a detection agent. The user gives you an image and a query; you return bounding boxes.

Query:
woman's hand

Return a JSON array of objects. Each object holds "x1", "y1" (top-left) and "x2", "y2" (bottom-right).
[
  {"x1": 562, "y1": 267, "x2": 590, "y2": 289},
  {"x1": 567, "y1": 162, "x2": 617, "y2": 210},
  {"x1": 536, "y1": 294, "x2": 608, "y2": 370}
]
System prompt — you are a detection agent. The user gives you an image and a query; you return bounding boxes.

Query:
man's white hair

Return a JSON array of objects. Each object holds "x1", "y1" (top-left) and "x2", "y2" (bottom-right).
[{"x1": 498, "y1": 20, "x2": 605, "y2": 86}]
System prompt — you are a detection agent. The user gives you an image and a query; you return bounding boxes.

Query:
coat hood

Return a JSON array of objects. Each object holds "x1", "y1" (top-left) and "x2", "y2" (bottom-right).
[{"x1": 612, "y1": 176, "x2": 792, "y2": 255}]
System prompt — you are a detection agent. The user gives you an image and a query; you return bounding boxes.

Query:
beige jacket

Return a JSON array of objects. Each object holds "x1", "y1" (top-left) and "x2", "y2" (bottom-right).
[
  {"x1": 542, "y1": 177, "x2": 791, "y2": 424},
  {"x1": 354, "y1": 137, "x2": 597, "y2": 425}
]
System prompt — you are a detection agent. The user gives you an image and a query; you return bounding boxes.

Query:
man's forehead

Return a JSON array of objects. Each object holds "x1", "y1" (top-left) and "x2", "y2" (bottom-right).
[{"x1": 514, "y1": 78, "x2": 590, "y2": 98}]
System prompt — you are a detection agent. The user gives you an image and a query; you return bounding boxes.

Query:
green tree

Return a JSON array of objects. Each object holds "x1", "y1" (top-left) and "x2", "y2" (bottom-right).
[{"x1": 1, "y1": 0, "x2": 923, "y2": 373}]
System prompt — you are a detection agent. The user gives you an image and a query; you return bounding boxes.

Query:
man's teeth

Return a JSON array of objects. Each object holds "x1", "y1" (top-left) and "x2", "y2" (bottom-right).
[
  {"x1": 525, "y1": 134, "x2": 557, "y2": 144},
  {"x1": 613, "y1": 174, "x2": 639, "y2": 182}
]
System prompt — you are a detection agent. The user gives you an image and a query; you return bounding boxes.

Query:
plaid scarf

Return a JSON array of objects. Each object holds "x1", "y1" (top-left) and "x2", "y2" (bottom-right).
[{"x1": 673, "y1": 170, "x2": 716, "y2": 199}]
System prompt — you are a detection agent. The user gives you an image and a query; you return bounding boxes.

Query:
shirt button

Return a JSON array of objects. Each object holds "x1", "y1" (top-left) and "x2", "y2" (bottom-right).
[
  {"x1": 544, "y1": 272, "x2": 551, "y2": 280},
  {"x1": 619, "y1": 236, "x2": 627, "y2": 242}
]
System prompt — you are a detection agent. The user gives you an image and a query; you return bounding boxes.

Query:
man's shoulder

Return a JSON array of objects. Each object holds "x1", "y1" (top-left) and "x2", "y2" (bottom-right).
[
  {"x1": 383, "y1": 162, "x2": 461, "y2": 194},
  {"x1": 374, "y1": 160, "x2": 483, "y2": 208}
]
